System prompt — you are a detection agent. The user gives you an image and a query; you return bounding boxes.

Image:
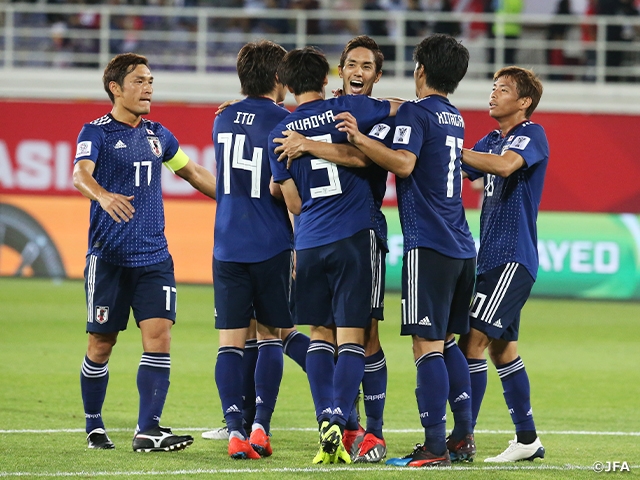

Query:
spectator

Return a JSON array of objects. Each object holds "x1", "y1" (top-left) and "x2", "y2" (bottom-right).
[
  {"x1": 487, "y1": 0, "x2": 523, "y2": 75},
  {"x1": 433, "y1": 0, "x2": 461, "y2": 37},
  {"x1": 598, "y1": 0, "x2": 639, "y2": 82},
  {"x1": 546, "y1": 0, "x2": 572, "y2": 80},
  {"x1": 363, "y1": 0, "x2": 395, "y2": 61}
]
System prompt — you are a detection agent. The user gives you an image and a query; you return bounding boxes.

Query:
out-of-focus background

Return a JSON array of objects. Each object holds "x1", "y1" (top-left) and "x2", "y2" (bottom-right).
[{"x1": 1, "y1": 0, "x2": 640, "y2": 299}]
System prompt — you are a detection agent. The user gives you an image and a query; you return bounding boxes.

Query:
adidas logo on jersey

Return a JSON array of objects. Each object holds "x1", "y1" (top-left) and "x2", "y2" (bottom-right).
[
  {"x1": 114, "y1": 140, "x2": 127, "y2": 149},
  {"x1": 493, "y1": 319, "x2": 503, "y2": 328},
  {"x1": 418, "y1": 316, "x2": 431, "y2": 326},
  {"x1": 453, "y1": 392, "x2": 470, "y2": 403}
]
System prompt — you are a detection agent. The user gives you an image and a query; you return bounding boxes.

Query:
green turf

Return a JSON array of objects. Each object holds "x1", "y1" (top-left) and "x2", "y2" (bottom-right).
[{"x1": 0, "y1": 278, "x2": 639, "y2": 479}]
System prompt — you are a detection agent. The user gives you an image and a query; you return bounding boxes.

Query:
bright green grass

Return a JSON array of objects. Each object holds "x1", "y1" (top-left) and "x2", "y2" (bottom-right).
[{"x1": 1, "y1": 278, "x2": 639, "y2": 479}]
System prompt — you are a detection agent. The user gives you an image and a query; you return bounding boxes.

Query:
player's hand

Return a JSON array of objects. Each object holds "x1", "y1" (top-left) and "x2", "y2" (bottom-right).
[
  {"x1": 215, "y1": 99, "x2": 240, "y2": 115},
  {"x1": 274, "y1": 131, "x2": 307, "y2": 168},
  {"x1": 335, "y1": 112, "x2": 364, "y2": 145},
  {"x1": 332, "y1": 88, "x2": 345, "y2": 97},
  {"x1": 97, "y1": 192, "x2": 135, "y2": 223}
]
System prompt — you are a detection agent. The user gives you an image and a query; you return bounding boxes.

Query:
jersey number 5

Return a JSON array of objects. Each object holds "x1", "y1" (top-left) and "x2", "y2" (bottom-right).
[
  {"x1": 217, "y1": 133, "x2": 262, "y2": 198},
  {"x1": 445, "y1": 135, "x2": 463, "y2": 198}
]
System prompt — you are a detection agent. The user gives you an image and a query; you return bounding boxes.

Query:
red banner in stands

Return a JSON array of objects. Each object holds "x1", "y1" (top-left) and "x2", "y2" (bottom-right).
[{"x1": 1, "y1": 99, "x2": 639, "y2": 212}]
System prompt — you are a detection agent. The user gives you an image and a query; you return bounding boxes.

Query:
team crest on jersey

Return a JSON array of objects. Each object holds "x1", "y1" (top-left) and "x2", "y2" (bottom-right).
[
  {"x1": 76, "y1": 141, "x2": 92, "y2": 158},
  {"x1": 369, "y1": 123, "x2": 391, "y2": 139},
  {"x1": 393, "y1": 126, "x2": 412, "y2": 145},
  {"x1": 95, "y1": 306, "x2": 109, "y2": 324},
  {"x1": 146, "y1": 128, "x2": 155, "y2": 135},
  {"x1": 147, "y1": 136, "x2": 162, "y2": 157}
]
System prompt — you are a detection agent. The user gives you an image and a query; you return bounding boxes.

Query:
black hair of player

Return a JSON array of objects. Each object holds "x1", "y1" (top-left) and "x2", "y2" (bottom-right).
[
  {"x1": 339, "y1": 35, "x2": 384, "y2": 74},
  {"x1": 413, "y1": 34, "x2": 469, "y2": 94},
  {"x1": 494, "y1": 66, "x2": 543, "y2": 119},
  {"x1": 103, "y1": 53, "x2": 149, "y2": 104},
  {"x1": 277, "y1": 47, "x2": 330, "y2": 96},
  {"x1": 237, "y1": 40, "x2": 287, "y2": 97}
]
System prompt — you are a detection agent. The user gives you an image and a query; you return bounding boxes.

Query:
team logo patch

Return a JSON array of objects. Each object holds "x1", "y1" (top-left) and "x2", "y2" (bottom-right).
[
  {"x1": 147, "y1": 136, "x2": 162, "y2": 157},
  {"x1": 95, "y1": 306, "x2": 109, "y2": 324},
  {"x1": 510, "y1": 135, "x2": 531, "y2": 150},
  {"x1": 393, "y1": 126, "x2": 412, "y2": 145},
  {"x1": 76, "y1": 141, "x2": 92, "y2": 158},
  {"x1": 369, "y1": 123, "x2": 391, "y2": 140}
]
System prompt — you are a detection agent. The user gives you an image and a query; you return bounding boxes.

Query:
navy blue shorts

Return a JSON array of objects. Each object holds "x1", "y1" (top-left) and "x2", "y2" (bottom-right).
[
  {"x1": 295, "y1": 229, "x2": 373, "y2": 329},
  {"x1": 401, "y1": 248, "x2": 476, "y2": 341},
  {"x1": 84, "y1": 255, "x2": 176, "y2": 334},
  {"x1": 214, "y1": 249, "x2": 294, "y2": 330},
  {"x1": 371, "y1": 231, "x2": 386, "y2": 321},
  {"x1": 469, "y1": 262, "x2": 534, "y2": 342}
]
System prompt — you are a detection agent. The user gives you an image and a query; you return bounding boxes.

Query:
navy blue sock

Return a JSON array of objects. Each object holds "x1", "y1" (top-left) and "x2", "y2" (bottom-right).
[
  {"x1": 81, "y1": 355, "x2": 109, "y2": 433},
  {"x1": 136, "y1": 352, "x2": 170, "y2": 433},
  {"x1": 362, "y1": 348, "x2": 386, "y2": 438},
  {"x1": 253, "y1": 339, "x2": 284, "y2": 434},
  {"x1": 468, "y1": 358, "x2": 488, "y2": 428},
  {"x1": 415, "y1": 352, "x2": 448, "y2": 456},
  {"x1": 497, "y1": 357, "x2": 537, "y2": 436},
  {"x1": 215, "y1": 346, "x2": 246, "y2": 437},
  {"x1": 283, "y1": 330, "x2": 310, "y2": 372},
  {"x1": 242, "y1": 339, "x2": 258, "y2": 430},
  {"x1": 444, "y1": 339, "x2": 472, "y2": 440},
  {"x1": 331, "y1": 343, "x2": 365, "y2": 429},
  {"x1": 345, "y1": 401, "x2": 360, "y2": 430},
  {"x1": 306, "y1": 340, "x2": 335, "y2": 423}
]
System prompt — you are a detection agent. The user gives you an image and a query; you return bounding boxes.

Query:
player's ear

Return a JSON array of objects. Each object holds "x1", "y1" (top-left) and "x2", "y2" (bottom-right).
[
  {"x1": 109, "y1": 80, "x2": 122, "y2": 98},
  {"x1": 338, "y1": 66, "x2": 343, "y2": 79},
  {"x1": 520, "y1": 96, "x2": 532, "y2": 110},
  {"x1": 323, "y1": 75, "x2": 329, "y2": 87},
  {"x1": 374, "y1": 70, "x2": 382, "y2": 84}
]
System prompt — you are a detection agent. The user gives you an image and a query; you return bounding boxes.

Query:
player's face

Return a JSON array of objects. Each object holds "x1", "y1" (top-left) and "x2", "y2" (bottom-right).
[
  {"x1": 489, "y1": 76, "x2": 522, "y2": 120},
  {"x1": 339, "y1": 47, "x2": 381, "y2": 96},
  {"x1": 119, "y1": 64, "x2": 153, "y2": 116}
]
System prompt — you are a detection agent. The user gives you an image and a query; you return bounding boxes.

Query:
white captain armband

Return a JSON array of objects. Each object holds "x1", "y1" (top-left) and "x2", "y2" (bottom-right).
[{"x1": 163, "y1": 147, "x2": 190, "y2": 173}]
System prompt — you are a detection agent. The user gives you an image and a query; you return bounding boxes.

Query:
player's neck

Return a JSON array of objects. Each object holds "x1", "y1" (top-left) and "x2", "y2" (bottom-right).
[
  {"x1": 417, "y1": 86, "x2": 447, "y2": 99},
  {"x1": 295, "y1": 91, "x2": 324, "y2": 106},
  {"x1": 111, "y1": 106, "x2": 142, "y2": 127},
  {"x1": 497, "y1": 113, "x2": 527, "y2": 136}
]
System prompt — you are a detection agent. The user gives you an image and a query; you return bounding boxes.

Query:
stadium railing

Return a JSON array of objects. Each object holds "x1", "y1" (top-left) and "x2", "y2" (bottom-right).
[{"x1": 1, "y1": 3, "x2": 640, "y2": 84}]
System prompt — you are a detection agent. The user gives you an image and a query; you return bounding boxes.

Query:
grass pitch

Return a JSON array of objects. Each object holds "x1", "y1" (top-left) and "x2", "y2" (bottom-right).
[{"x1": 0, "y1": 277, "x2": 639, "y2": 479}]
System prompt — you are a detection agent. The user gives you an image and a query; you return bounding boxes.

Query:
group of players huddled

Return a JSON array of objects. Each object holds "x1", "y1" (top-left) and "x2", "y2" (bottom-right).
[{"x1": 74, "y1": 31, "x2": 549, "y2": 467}]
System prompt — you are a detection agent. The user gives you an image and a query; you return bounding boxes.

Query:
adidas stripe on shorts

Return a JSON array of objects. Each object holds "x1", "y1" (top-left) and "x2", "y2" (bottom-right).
[{"x1": 469, "y1": 262, "x2": 535, "y2": 342}]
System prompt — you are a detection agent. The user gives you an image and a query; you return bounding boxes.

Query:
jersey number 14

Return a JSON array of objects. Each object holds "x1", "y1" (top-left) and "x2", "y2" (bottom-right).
[{"x1": 217, "y1": 133, "x2": 262, "y2": 198}]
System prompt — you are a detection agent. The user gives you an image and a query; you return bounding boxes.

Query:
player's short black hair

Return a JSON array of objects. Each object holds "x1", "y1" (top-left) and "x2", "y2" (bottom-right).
[
  {"x1": 277, "y1": 47, "x2": 330, "y2": 96},
  {"x1": 237, "y1": 40, "x2": 287, "y2": 97},
  {"x1": 494, "y1": 66, "x2": 543, "y2": 118},
  {"x1": 103, "y1": 53, "x2": 149, "y2": 104},
  {"x1": 339, "y1": 35, "x2": 384, "y2": 74},
  {"x1": 413, "y1": 34, "x2": 469, "y2": 94}
]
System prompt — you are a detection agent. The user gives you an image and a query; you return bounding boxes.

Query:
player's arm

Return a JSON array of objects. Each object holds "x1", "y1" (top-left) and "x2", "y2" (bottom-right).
[
  {"x1": 166, "y1": 148, "x2": 217, "y2": 199},
  {"x1": 72, "y1": 160, "x2": 135, "y2": 223},
  {"x1": 461, "y1": 148, "x2": 525, "y2": 178},
  {"x1": 278, "y1": 178, "x2": 302, "y2": 215},
  {"x1": 270, "y1": 176, "x2": 285, "y2": 201},
  {"x1": 335, "y1": 112, "x2": 416, "y2": 178},
  {"x1": 274, "y1": 130, "x2": 370, "y2": 169}
]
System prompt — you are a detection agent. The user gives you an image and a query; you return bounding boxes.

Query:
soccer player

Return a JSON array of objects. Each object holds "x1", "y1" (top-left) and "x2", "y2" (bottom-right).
[
  {"x1": 268, "y1": 46, "x2": 398, "y2": 464},
  {"x1": 73, "y1": 53, "x2": 216, "y2": 451},
  {"x1": 456, "y1": 66, "x2": 548, "y2": 462},
  {"x1": 273, "y1": 35, "x2": 391, "y2": 464},
  {"x1": 335, "y1": 34, "x2": 476, "y2": 467},
  {"x1": 212, "y1": 40, "x2": 296, "y2": 460}
]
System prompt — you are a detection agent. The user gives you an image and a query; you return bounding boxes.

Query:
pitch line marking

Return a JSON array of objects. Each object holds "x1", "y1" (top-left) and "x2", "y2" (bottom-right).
[
  {"x1": 0, "y1": 465, "x2": 598, "y2": 477},
  {"x1": 2, "y1": 427, "x2": 639, "y2": 436}
]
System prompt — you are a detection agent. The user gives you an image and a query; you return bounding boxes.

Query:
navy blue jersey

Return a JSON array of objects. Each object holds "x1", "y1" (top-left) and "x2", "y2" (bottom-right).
[
  {"x1": 464, "y1": 121, "x2": 549, "y2": 279},
  {"x1": 74, "y1": 114, "x2": 180, "y2": 267},
  {"x1": 392, "y1": 96, "x2": 476, "y2": 259},
  {"x1": 269, "y1": 95, "x2": 390, "y2": 250},
  {"x1": 213, "y1": 97, "x2": 293, "y2": 262},
  {"x1": 366, "y1": 116, "x2": 396, "y2": 252}
]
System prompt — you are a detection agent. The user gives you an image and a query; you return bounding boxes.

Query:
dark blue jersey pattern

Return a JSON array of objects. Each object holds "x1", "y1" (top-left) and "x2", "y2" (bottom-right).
[
  {"x1": 392, "y1": 96, "x2": 476, "y2": 259},
  {"x1": 268, "y1": 95, "x2": 390, "y2": 250},
  {"x1": 213, "y1": 97, "x2": 293, "y2": 263},
  {"x1": 463, "y1": 121, "x2": 549, "y2": 279},
  {"x1": 74, "y1": 114, "x2": 180, "y2": 267},
  {"x1": 366, "y1": 116, "x2": 396, "y2": 252}
]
